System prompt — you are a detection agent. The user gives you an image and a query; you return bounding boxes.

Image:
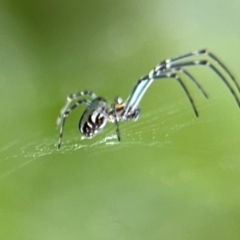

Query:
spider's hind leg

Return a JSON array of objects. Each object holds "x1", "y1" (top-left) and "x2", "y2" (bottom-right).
[
  {"x1": 57, "y1": 99, "x2": 96, "y2": 149},
  {"x1": 56, "y1": 91, "x2": 98, "y2": 128}
]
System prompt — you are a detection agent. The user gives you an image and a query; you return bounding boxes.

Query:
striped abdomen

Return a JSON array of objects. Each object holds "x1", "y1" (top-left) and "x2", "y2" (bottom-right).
[{"x1": 79, "y1": 98, "x2": 108, "y2": 138}]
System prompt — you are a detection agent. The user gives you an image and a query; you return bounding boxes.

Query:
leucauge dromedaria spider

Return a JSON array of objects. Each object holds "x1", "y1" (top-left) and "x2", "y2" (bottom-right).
[{"x1": 56, "y1": 49, "x2": 240, "y2": 149}]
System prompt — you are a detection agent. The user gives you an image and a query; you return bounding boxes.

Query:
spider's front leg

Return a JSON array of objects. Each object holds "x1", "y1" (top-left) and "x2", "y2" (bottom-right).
[{"x1": 154, "y1": 49, "x2": 240, "y2": 107}]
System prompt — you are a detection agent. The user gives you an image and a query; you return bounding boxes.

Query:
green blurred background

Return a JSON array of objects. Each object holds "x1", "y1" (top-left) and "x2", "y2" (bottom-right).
[{"x1": 1, "y1": 0, "x2": 240, "y2": 239}]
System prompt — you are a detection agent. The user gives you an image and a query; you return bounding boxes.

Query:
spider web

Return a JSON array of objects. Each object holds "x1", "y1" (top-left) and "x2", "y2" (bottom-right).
[{"x1": 0, "y1": 95, "x2": 238, "y2": 180}]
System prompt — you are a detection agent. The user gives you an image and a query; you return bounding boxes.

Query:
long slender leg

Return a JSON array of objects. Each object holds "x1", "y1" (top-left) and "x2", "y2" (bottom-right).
[
  {"x1": 208, "y1": 51, "x2": 240, "y2": 92},
  {"x1": 58, "y1": 99, "x2": 98, "y2": 149},
  {"x1": 122, "y1": 68, "x2": 204, "y2": 119},
  {"x1": 154, "y1": 67, "x2": 209, "y2": 99},
  {"x1": 175, "y1": 75, "x2": 199, "y2": 117},
  {"x1": 112, "y1": 101, "x2": 121, "y2": 141},
  {"x1": 158, "y1": 49, "x2": 208, "y2": 63},
  {"x1": 122, "y1": 76, "x2": 151, "y2": 118},
  {"x1": 155, "y1": 73, "x2": 199, "y2": 117},
  {"x1": 156, "y1": 49, "x2": 240, "y2": 92},
  {"x1": 165, "y1": 60, "x2": 240, "y2": 107},
  {"x1": 180, "y1": 69, "x2": 209, "y2": 99},
  {"x1": 123, "y1": 50, "x2": 238, "y2": 120},
  {"x1": 56, "y1": 91, "x2": 98, "y2": 128}
]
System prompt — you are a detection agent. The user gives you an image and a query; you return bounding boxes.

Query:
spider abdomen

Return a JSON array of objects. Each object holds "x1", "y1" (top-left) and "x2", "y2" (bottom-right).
[{"x1": 79, "y1": 98, "x2": 108, "y2": 138}]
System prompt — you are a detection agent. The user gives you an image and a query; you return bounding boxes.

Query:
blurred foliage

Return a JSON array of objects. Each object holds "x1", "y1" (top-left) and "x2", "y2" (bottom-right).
[{"x1": 1, "y1": 0, "x2": 240, "y2": 240}]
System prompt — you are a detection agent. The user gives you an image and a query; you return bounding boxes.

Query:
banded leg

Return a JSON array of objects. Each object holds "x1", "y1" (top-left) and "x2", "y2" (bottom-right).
[
  {"x1": 156, "y1": 49, "x2": 240, "y2": 92},
  {"x1": 123, "y1": 71, "x2": 200, "y2": 118},
  {"x1": 56, "y1": 91, "x2": 98, "y2": 128},
  {"x1": 154, "y1": 67, "x2": 209, "y2": 99},
  {"x1": 58, "y1": 99, "x2": 98, "y2": 149},
  {"x1": 123, "y1": 66, "x2": 209, "y2": 119},
  {"x1": 165, "y1": 60, "x2": 240, "y2": 107}
]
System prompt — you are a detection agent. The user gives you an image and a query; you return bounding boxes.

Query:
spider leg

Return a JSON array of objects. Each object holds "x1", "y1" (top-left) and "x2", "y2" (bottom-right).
[
  {"x1": 123, "y1": 71, "x2": 198, "y2": 118},
  {"x1": 56, "y1": 91, "x2": 98, "y2": 128},
  {"x1": 155, "y1": 68, "x2": 209, "y2": 99},
  {"x1": 122, "y1": 67, "x2": 204, "y2": 118},
  {"x1": 179, "y1": 69, "x2": 208, "y2": 99},
  {"x1": 122, "y1": 75, "x2": 153, "y2": 118},
  {"x1": 112, "y1": 100, "x2": 121, "y2": 141},
  {"x1": 157, "y1": 49, "x2": 240, "y2": 92},
  {"x1": 208, "y1": 51, "x2": 240, "y2": 92},
  {"x1": 58, "y1": 99, "x2": 101, "y2": 149},
  {"x1": 166, "y1": 60, "x2": 240, "y2": 107},
  {"x1": 154, "y1": 73, "x2": 199, "y2": 117},
  {"x1": 122, "y1": 50, "x2": 239, "y2": 119}
]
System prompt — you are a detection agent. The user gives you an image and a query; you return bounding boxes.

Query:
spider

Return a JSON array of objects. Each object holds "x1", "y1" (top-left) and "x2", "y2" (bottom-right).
[{"x1": 56, "y1": 49, "x2": 240, "y2": 149}]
